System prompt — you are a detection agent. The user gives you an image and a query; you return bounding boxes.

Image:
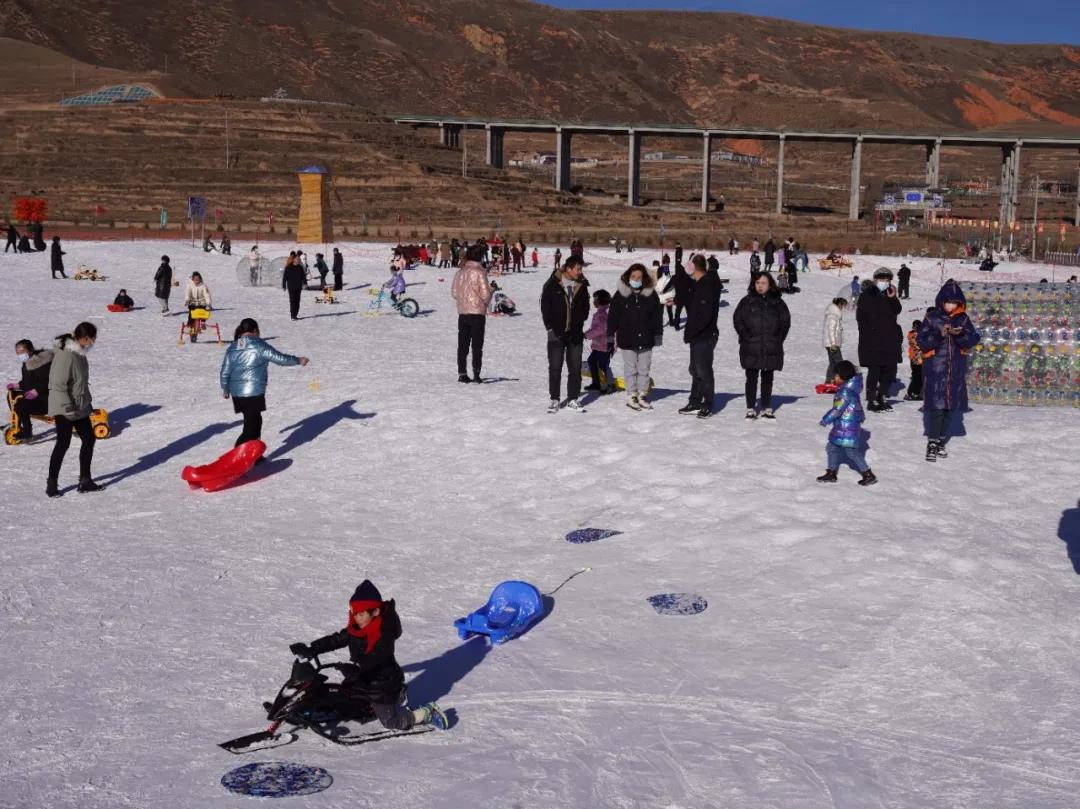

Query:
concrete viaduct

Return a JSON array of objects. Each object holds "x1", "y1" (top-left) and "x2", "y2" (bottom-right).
[{"x1": 394, "y1": 116, "x2": 1080, "y2": 226}]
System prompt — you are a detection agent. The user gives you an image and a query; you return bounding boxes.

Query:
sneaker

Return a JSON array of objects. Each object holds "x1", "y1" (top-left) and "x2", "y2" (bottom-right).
[
  {"x1": 46, "y1": 478, "x2": 62, "y2": 498},
  {"x1": 190, "y1": 333, "x2": 198, "y2": 343},
  {"x1": 903, "y1": 393, "x2": 918, "y2": 401},
  {"x1": 678, "y1": 402, "x2": 700, "y2": 414},
  {"x1": 760, "y1": 408, "x2": 776, "y2": 419},
  {"x1": 471, "y1": 374, "x2": 483, "y2": 384},
  {"x1": 925, "y1": 441, "x2": 938, "y2": 462},
  {"x1": 816, "y1": 469, "x2": 838, "y2": 483},
  {"x1": 745, "y1": 408, "x2": 757, "y2": 420},
  {"x1": 566, "y1": 398, "x2": 586, "y2": 412},
  {"x1": 637, "y1": 395, "x2": 653, "y2": 411},
  {"x1": 547, "y1": 398, "x2": 560, "y2": 414},
  {"x1": 77, "y1": 478, "x2": 105, "y2": 493},
  {"x1": 626, "y1": 394, "x2": 642, "y2": 411},
  {"x1": 417, "y1": 701, "x2": 448, "y2": 730},
  {"x1": 13, "y1": 429, "x2": 32, "y2": 442},
  {"x1": 858, "y1": 469, "x2": 878, "y2": 487},
  {"x1": 696, "y1": 408, "x2": 712, "y2": 419},
  {"x1": 458, "y1": 374, "x2": 471, "y2": 383},
  {"x1": 878, "y1": 401, "x2": 893, "y2": 412},
  {"x1": 934, "y1": 441, "x2": 948, "y2": 459}
]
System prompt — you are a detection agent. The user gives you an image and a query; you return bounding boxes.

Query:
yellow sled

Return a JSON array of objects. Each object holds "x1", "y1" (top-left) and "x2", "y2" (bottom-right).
[
  {"x1": 583, "y1": 371, "x2": 655, "y2": 393},
  {"x1": 5, "y1": 389, "x2": 111, "y2": 444}
]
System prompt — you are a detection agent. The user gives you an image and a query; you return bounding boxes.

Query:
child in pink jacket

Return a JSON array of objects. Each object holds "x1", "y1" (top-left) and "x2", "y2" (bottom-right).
[{"x1": 584, "y1": 289, "x2": 615, "y2": 393}]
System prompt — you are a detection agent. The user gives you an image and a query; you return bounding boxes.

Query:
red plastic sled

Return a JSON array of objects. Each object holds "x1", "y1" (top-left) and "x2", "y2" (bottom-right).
[
  {"x1": 107, "y1": 304, "x2": 133, "y2": 313},
  {"x1": 182, "y1": 440, "x2": 266, "y2": 492},
  {"x1": 815, "y1": 383, "x2": 839, "y2": 395}
]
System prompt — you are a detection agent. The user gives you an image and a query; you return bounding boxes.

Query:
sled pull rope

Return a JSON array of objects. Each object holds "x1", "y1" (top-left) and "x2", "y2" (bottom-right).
[{"x1": 544, "y1": 567, "x2": 592, "y2": 597}]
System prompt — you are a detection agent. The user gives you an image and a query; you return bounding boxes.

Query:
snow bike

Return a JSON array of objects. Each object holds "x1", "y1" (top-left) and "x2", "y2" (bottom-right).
[
  {"x1": 219, "y1": 656, "x2": 431, "y2": 754},
  {"x1": 366, "y1": 288, "x2": 419, "y2": 318}
]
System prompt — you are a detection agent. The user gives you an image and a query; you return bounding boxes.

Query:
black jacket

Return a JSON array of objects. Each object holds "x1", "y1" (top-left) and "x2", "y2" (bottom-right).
[
  {"x1": 20, "y1": 350, "x2": 53, "y2": 399},
  {"x1": 764, "y1": 241, "x2": 775, "y2": 261},
  {"x1": 540, "y1": 270, "x2": 590, "y2": 343},
  {"x1": 683, "y1": 271, "x2": 722, "y2": 344},
  {"x1": 5, "y1": 225, "x2": 16, "y2": 244},
  {"x1": 608, "y1": 277, "x2": 663, "y2": 351},
  {"x1": 733, "y1": 288, "x2": 790, "y2": 371},
  {"x1": 282, "y1": 263, "x2": 306, "y2": 291},
  {"x1": 315, "y1": 258, "x2": 330, "y2": 278},
  {"x1": 856, "y1": 286, "x2": 903, "y2": 365},
  {"x1": 50, "y1": 242, "x2": 65, "y2": 271},
  {"x1": 308, "y1": 600, "x2": 405, "y2": 703},
  {"x1": 671, "y1": 261, "x2": 693, "y2": 307},
  {"x1": 332, "y1": 252, "x2": 343, "y2": 274},
  {"x1": 154, "y1": 262, "x2": 172, "y2": 298},
  {"x1": 897, "y1": 266, "x2": 911, "y2": 282}
]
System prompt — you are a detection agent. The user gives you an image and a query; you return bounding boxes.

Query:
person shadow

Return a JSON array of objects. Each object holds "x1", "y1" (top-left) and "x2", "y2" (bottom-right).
[
  {"x1": 770, "y1": 394, "x2": 803, "y2": 412},
  {"x1": 97, "y1": 420, "x2": 240, "y2": 486},
  {"x1": 107, "y1": 402, "x2": 163, "y2": 436},
  {"x1": 265, "y1": 400, "x2": 375, "y2": 461},
  {"x1": 1058, "y1": 502, "x2": 1080, "y2": 574},
  {"x1": 709, "y1": 392, "x2": 742, "y2": 412}
]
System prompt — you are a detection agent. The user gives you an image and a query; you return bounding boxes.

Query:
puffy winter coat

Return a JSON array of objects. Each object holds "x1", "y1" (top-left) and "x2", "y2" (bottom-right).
[
  {"x1": 282, "y1": 262, "x2": 306, "y2": 291},
  {"x1": 916, "y1": 280, "x2": 980, "y2": 411},
  {"x1": 47, "y1": 337, "x2": 92, "y2": 419},
  {"x1": 451, "y1": 260, "x2": 492, "y2": 315},
  {"x1": 584, "y1": 305, "x2": 612, "y2": 353},
  {"x1": 332, "y1": 252, "x2": 344, "y2": 274},
  {"x1": 50, "y1": 241, "x2": 65, "y2": 272},
  {"x1": 820, "y1": 373, "x2": 865, "y2": 448},
  {"x1": 856, "y1": 285, "x2": 903, "y2": 365},
  {"x1": 608, "y1": 274, "x2": 664, "y2": 351},
  {"x1": 154, "y1": 262, "x2": 172, "y2": 298},
  {"x1": 20, "y1": 349, "x2": 53, "y2": 400},
  {"x1": 219, "y1": 335, "x2": 300, "y2": 398},
  {"x1": 385, "y1": 272, "x2": 406, "y2": 296},
  {"x1": 671, "y1": 262, "x2": 693, "y2": 307},
  {"x1": 540, "y1": 269, "x2": 590, "y2": 343},
  {"x1": 683, "y1": 271, "x2": 722, "y2": 344},
  {"x1": 732, "y1": 286, "x2": 791, "y2": 371},
  {"x1": 307, "y1": 600, "x2": 406, "y2": 704},
  {"x1": 184, "y1": 280, "x2": 212, "y2": 309},
  {"x1": 823, "y1": 303, "x2": 844, "y2": 349}
]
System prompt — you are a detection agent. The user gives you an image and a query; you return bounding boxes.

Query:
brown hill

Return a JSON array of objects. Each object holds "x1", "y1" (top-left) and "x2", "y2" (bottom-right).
[{"x1": 2, "y1": 0, "x2": 1078, "y2": 132}]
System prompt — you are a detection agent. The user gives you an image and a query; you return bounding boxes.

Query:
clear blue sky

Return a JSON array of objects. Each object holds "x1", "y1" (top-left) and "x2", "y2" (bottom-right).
[{"x1": 542, "y1": 1, "x2": 1080, "y2": 45}]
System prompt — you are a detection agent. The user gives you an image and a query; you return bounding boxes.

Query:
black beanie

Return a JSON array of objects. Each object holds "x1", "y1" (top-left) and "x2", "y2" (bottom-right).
[{"x1": 350, "y1": 579, "x2": 382, "y2": 606}]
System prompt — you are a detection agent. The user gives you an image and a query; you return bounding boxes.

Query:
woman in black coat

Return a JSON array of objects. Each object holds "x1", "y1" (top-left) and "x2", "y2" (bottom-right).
[
  {"x1": 733, "y1": 271, "x2": 790, "y2": 419},
  {"x1": 50, "y1": 237, "x2": 67, "y2": 279},
  {"x1": 154, "y1": 255, "x2": 173, "y2": 314},
  {"x1": 856, "y1": 269, "x2": 903, "y2": 411},
  {"x1": 608, "y1": 263, "x2": 664, "y2": 408}
]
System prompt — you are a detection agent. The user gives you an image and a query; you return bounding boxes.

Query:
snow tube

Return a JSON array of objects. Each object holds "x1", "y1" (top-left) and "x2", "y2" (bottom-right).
[
  {"x1": 182, "y1": 439, "x2": 266, "y2": 492},
  {"x1": 106, "y1": 304, "x2": 133, "y2": 313},
  {"x1": 454, "y1": 580, "x2": 544, "y2": 645}
]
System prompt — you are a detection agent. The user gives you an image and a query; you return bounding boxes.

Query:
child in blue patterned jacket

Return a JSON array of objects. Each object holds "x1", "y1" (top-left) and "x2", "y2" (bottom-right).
[{"x1": 817, "y1": 360, "x2": 877, "y2": 486}]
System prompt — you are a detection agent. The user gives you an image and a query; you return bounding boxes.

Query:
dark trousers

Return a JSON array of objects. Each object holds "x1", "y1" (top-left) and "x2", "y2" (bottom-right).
[
  {"x1": 236, "y1": 411, "x2": 263, "y2": 447},
  {"x1": 49, "y1": 415, "x2": 95, "y2": 481},
  {"x1": 288, "y1": 287, "x2": 302, "y2": 319},
  {"x1": 908, "y1": 364, "x2": 924, "y2": 398},
  {"x1": 898, "y1": 279, "x2": 910, "y2": 299},
  {"x1": 688, "y1": 337, "x2": 717, "y2": 408},
  {"x1": 4, "y1": 237, "x2": 15, "y2": 253},
  {"x1": 927, "y1": 408, "x2": 952, "y2": 441},
  {"x1": 15, "y1": 395, "x2": 48, "y2": 432},
  {"x1": 825, "y1": 347, "x2": 843, "y2": 383},
  {"x1": 666, "y1": 304, "x2": 684, "y2": 328},
  {"x1": 586, "y1": 349, "x2": 613, "y2": 388},
  {"x1": 745, "y1": 368, "x2": 774, "y2": 409},
  {"x1": 547, "y1": 337, "x2": 582, "y2": 401},
  {"x1": 865, "y1": 363, "x2": 896, "y2": 403},
  {"x1": 333, "y1": 273, "x2": 343, "y2": 291},
  {"x1": 457, "y1": 314, "x2": 486, "y2": 375}
]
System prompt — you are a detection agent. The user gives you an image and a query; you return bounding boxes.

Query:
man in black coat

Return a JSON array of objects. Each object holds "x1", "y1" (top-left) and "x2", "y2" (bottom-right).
[
  {"x1": 50, "y1": 237, "x2": 67, "y2": 278},
  {"x1": 540, "y1": 255, "x2": 590, "y2": 411},
  {"x1": 282, "y1": 252, "x2": 306, "y2": 320},
  {"x1": 332, "y1": 247, "x2": 344, "y2": 291},
  {"x1": 4, "y1": 223, "x2": 17, "y2": 253},
  {"x1": 857, "y1": 268, "x2": 904, "y2": 411},
  {"x1": 897, "y1": 263, "x2": 911, "y2": 299},
  {"x1": 680, "y1": 255, "x2": 723, "y2": 418}
]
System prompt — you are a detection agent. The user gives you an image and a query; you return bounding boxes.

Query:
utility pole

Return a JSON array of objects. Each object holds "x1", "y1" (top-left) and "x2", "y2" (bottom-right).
[
  {"x1": 1032, "y1": 174, "x2": 1040, "y2": 262},
  {"x1": 462, "y1": 128, "x2": 468, "y2": 179},
  {"x1": 225, "y1": 107, "x2": 230, "y2": 170}
]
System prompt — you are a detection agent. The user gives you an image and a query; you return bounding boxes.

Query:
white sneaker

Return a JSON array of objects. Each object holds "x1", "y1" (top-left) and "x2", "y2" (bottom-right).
[
  {"x1": 761, "y1": 408, "x2": 776, "y2": 419},
  {"x1": 637, "y1": 395, "x2": 653, "y2": 410},
  {"x1": 626, "y1": 394, "x2": 642, "y2": 411},
  {"x1": 547, "y1": 398, "x2": 560, "y2": 414},
  {"x1": 745, "y1": 408, "x2": 757, "y2": 420},
  {"x1": 566, "y1": 398, "x2": 586, "y2": 412}
]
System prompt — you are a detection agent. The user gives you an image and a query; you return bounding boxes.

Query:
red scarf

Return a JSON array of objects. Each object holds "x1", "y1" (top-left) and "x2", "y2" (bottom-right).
[{"x1": 346, "y1": 599, "x2": 383, "y2": 653}]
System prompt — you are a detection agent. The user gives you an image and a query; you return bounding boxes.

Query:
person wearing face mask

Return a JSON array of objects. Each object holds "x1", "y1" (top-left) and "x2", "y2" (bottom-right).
[
  {"x1": 733, "y1": 271, "x2": 790, "y2": 419},
  {"x1": 916, "y1": 280, "x2": 980, "y2": 461},
  {"x1": 540, "y1": 255, "x2": 590, "y2": 412},
  {"x1": 856, "y1": 268, "x2": 903, "y2": 412},
  {"x1": 46, "y1": 322, "x2": 102, "y2": 497},
  {"x1": 8, "y1": 339, "x2": 53, "y2": 442},
  {"x1": 608, "y1": 262, "x2": 664, "y2": 411}
]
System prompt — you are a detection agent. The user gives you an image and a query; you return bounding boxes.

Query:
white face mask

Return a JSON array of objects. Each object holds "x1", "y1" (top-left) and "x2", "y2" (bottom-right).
[
  {"x1": 629, "y1": 279, "x2": 643, "y2": 290},
  {"x1": 16, "y1": 353, "x2": 28, "y2": 363},
  {"x1": 876, "y1": 281, "x2": 890, "y2": 292},
  {"x1": 83, "y1": 342, "x2": 95, "y2": 353}
]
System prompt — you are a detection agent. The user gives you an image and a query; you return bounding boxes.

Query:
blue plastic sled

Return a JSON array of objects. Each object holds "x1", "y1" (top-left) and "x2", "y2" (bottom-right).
[{"x1": 454, "y1": 580, "x2": 544, "y2": 645}]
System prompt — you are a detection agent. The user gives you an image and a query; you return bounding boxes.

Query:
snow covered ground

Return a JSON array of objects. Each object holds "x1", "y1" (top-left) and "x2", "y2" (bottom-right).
[{"x1": 2, "y1": 240, "x2": 1079, "y2": 809}]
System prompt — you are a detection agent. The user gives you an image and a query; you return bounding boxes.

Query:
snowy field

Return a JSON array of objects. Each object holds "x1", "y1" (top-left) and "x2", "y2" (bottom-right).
[{"x1": 2, "y1": 239, "x2": 1079, "y2": 809}]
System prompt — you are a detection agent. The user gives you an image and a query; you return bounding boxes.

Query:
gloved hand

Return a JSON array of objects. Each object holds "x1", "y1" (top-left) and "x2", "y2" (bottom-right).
[
  {"x1": 653, "y1": 334, "x2": 663, "y2": 348},
  {"x1": 24, "y1": 390, "x2": 38, "y2": 401},
  {"x1": 289, "y1": 642, "x2": 312, "y2": 659}
]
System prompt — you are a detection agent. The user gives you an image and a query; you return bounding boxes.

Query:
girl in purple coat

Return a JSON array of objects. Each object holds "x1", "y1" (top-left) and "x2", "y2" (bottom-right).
[
  {"x1": 916, "y1": 279, "x2": 980, "y2": 462},
  {"x1": 817, "y1": 360, "x2": 876, "y2": 486}
]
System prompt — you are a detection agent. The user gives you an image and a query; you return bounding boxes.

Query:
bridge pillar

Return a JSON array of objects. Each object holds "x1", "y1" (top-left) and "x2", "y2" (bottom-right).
[
  {"x1": 701, "y1": 132, "x2": 712, "y2": 213},
  {"x1": 627, "y1": 130, "x2": 641, "y2": 207},
  {"x1": 849, "y1": 137, "x2": 863, "y2": 221},
  {"x1": 485, "y1": 126, "x2": 504, "y2": 169},
  {"x1": 775, "y1": 135, "x2": 785, "y2": 215},
  {"x1": 555, "y1": 128, "x2": 572, "y2": 192},
  {"x1": 925, "y1": 139, "x2": 941, "y2": 188}
]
